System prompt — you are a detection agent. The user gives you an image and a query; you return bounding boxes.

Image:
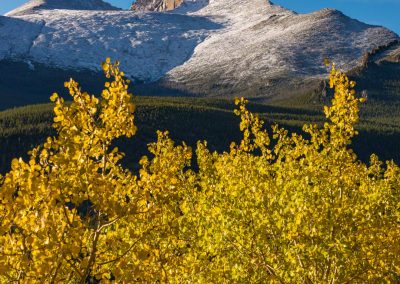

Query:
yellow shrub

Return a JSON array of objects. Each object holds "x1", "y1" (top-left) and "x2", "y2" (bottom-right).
[{"x1": 0, "y1": 60, "x2": 399, "y2": 283}]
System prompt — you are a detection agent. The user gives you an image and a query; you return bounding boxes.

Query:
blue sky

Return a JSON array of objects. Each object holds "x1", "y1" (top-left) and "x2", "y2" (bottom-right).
[{"x1": 1, "y1": 0, "x2": 399, "y2": 35}]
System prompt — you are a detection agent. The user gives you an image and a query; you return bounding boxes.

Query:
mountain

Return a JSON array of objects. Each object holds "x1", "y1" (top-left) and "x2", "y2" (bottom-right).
[
  {"x1": 0, "y1": 0, "x2": 398, "y2": 103},
  {"x1": 164, "y1": 1, "x2": 399, "y2": 98}
]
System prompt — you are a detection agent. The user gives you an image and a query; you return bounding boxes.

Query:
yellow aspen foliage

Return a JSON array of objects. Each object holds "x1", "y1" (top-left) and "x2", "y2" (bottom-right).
[{"x1": 0, "y1": 60, "x2": 399, "y2": 283}]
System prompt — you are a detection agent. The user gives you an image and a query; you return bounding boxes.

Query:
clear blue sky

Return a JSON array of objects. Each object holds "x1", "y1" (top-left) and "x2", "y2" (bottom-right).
[{"x1": 1, "y1": 0, "x2": 399, "y2": 35}]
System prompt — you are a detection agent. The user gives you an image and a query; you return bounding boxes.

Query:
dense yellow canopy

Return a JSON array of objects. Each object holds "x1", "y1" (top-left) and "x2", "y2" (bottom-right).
[{"x1": 0, "y1": 60, "x2": 399, "y2": 283}]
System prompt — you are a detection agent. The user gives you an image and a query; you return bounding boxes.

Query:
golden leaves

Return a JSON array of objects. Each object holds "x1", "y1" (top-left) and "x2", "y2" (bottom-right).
[{"x1": 1, "y1": 60, "x2": 399, "y2": 283}]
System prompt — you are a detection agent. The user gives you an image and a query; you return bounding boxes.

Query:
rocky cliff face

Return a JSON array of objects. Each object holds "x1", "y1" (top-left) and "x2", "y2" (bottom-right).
[{"x1": 131, "y1": 0, "x2": 184, "y2": 12}]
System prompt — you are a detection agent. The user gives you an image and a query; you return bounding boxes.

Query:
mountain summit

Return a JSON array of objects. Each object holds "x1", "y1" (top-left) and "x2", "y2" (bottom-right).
[
  {"x1": 6, "y1": 0, "x2": 120, "y2": 16},
  {"x1": 1, "y1": 0, "x2": 398, "y2": 99}
]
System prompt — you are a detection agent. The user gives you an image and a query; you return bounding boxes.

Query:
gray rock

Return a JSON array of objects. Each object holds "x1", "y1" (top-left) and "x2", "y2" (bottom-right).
[{"x1": 131, "y1": 0, "x2": 184, "y2": 12}]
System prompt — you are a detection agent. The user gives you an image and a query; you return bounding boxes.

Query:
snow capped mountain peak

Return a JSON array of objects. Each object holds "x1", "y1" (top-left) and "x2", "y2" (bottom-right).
[
  {"x1": 6, "y1": 0, "x2": 120, "y2": 16},
  {"x1": 1, "y1": 0, "x2": 399, "y2": 99},
  {"x1": 131, "y1": 0, "x2": 210, "y2": 12}
]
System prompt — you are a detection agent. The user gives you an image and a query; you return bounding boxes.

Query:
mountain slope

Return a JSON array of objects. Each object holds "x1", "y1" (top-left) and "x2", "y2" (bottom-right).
[
  {"x1": 0, "y1": 10, "x2": 220, "y2": 82},
  {"x1": 166, "y1": 1, "x2": 399, "y2": 98},
  {"x1": 0, "y1": 0, "x2": 398, "y2": 100}
]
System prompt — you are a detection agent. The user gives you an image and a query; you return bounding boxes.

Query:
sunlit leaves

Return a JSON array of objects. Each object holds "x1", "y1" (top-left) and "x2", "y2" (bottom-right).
[{"x1": 0, "y1": 61, "x2": 399, "y2": 283}]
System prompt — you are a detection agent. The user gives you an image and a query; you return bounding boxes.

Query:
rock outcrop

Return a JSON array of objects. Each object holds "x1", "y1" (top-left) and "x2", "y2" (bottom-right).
[
  {"x1": 6, "y1": 0, "x2": 119, "y2": 16},
  {"x1": 131, "y1": 0, "x2": 184, "y2": 12}
]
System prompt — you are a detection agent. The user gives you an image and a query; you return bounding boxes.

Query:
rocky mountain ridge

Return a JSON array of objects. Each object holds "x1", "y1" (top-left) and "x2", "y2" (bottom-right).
[{"x1": 131, "y1": 0, "x2": 184, "y2": 12}]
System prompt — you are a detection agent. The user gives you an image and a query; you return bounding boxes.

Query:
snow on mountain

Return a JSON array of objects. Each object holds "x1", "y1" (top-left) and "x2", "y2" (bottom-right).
[
  {"x1": 5, "y1": 0, "x2": 120, "y2": 16},
  {"x1": 0, "y1": 6, "x2": 220, "y2": 81},
  {"x1": 166, "y1": 0, "x2": 399, "y2": 97},
  {"x1": 0, "y1": 0, "x2": 398, "y2": 98}
]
